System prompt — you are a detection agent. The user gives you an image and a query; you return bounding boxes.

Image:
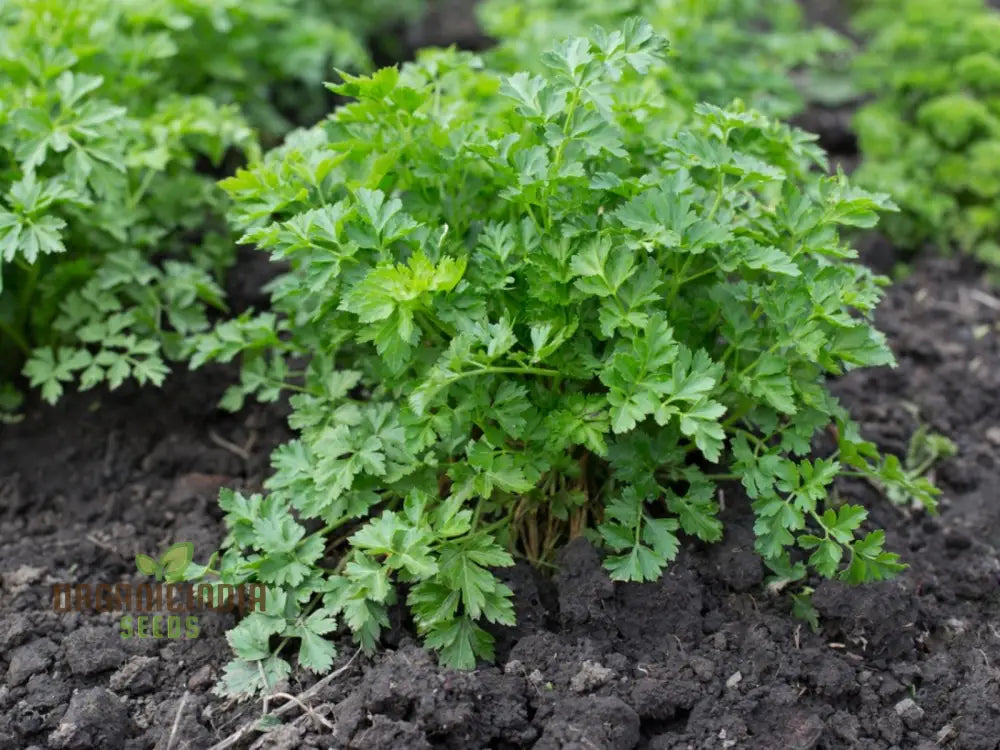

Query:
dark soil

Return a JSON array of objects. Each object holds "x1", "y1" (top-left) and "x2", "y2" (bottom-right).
[
  {"x1": 800, "y1": 0, "x2": 854, "y2": 34},
  {"x1": 4, "y1": 3, "x2": 1000, "y2": 749},
  {"x1": 2, "y1": 258, "x2": 999, "y2": 750}
]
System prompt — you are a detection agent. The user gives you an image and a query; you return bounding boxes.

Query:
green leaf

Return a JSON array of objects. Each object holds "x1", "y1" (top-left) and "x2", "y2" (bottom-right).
[
  {"x1": 599, "y1": 487, "x2": 678, "y2": 582},
  {"x1": 135, "y1": 554, "x2": 160, "y2": 579},
  {"x1": 741, "y1": 244, "x2": 800, "y2": 276},
  {"x1": 666, "y1": 479, "x2": 723, "y2": 542},
  {"x1": 294, "y1": 611, "x2": 338, "y2": 673},
  {"x1": 842, "y1": 531, "x2": 906, "y2": 583},
  {"x1": 216, "y1": 655, "x2": 291, "y2": 698},
  {"x1": 791, "y1": 588, "x2": 820, "y2": 632},
  {"x1": 424, "y1": 616, "x2": 496, "y2": 669},
  {"x1": 747, "y1": 355, "x2": 797, "y2": 415},
  {"x1": 642, "y1": 516, "x2": 680, "y2": 562},
  {"x1": 159, "y1": 542, "x2": 194, "y2": 578},
  {"x1": 802, "y1": 536, "x2": 843, "y2": 578},
  {"x1": 678, "y1": 399, "x2": 727, "y2": 462},
  {"x1": 23, "y1": 348, "x2": 91, "y2": 404},
  {"x1": 604, "y1": 544, "x2": 668, "y2": 583},
  {"x1": 227, "y1": 614, "x2": 285, "y2": 662},
  {"x1": 350, "y1": 512, "x2": 438, "y2": 578},
  {"x1": 438, "y1": 537, "x2": 515, "y2": 621}
]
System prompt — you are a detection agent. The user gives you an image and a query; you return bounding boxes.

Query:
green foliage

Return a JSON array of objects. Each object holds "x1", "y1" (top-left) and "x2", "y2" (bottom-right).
[
  {"x1": 115, "y1": 0, "x2": 425, "y2": 138},
  {"x1": 852, "y1": 0, "x2": 1000, "y2": 268},
  {"x1": 195, "y1": 23, "x2": 937, "y2": 694},
  {"x1": 790, "y1": 585, "x2": 819, "y2": 631},
  {"x1": 884, "y1": 425, "x2": 957, "y2": 506},
  {"x1": 478, "y1": 0, "x2": 848, "y2": 120},
  {"x1": 1, "y1": 0, "x2": 423, "y2": 403},
  {"x1": 0, "y1": 0, "x2": 256, "y2": 400}
]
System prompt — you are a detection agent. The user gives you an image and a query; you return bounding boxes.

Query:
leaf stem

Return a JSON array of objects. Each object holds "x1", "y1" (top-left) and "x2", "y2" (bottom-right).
[
  {"x1": 476, "y1": 514, "x2": 514, "y2": 537},
  {"x1": 447, "y1": 364, "x2": 561, "y2": 384},
  {"x1": 16, "y1": 261, "x2": 40, "y2": 344},
  {"x1": 128, "y1": 168, "x2": 158, "y2": 211},
  {"x1": 0, "y1": 319, "x2": 30, "y2": 356},
  {"x1": 707, "y1": 168, "x2": 726, "y2": 221},
  {"x1": 418, "y1": 310, "x2": 454, "y2": 341}
]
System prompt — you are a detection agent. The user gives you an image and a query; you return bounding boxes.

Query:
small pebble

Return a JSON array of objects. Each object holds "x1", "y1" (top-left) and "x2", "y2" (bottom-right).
[
  {"x1": 569, "y1": 661, "x2": 615, "y2": 693},
  {"x1": 187, "y1": 664, "x2": 215, "y2": 693},
  {"x1": 894, "y1": 697, "x2": 925, "y2": 728},
  {"x1": 689, "y1": 656, "x2": 715, "y2": 682}
]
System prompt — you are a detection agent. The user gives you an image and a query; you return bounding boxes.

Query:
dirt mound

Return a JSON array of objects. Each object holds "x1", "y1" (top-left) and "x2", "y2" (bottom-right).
[{"x1": 2, "y1": 257, "x2": 998, "y2": 749}]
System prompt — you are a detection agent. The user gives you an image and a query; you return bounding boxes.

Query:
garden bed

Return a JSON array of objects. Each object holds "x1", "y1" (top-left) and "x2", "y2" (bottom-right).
[
  {"x1": 3, "y1": 1, "x2": 1000, "y2": 748},
  {"x1": 1, "y1": 253, "x2": 998, "y2": 750}
]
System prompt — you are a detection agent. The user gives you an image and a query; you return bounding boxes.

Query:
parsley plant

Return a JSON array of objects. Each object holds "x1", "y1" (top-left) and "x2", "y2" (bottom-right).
[
  {"x1": 852, "y1": 0, "x2": 1000, "y2": 269},
  {"x1": 479, "y1": 0, "x2": 847, "y2": 120},
  {"x1": 1, "y1": 0, "x2": 255, "y2": 401},
  {"x1": 129, "y1": 0, "x2": 426, "y2": 139},
  {"x1": 1, "y1": 0, "x2": 423, "y2": 404},
  {"x1": 193, "y1": 23, "x2": 938, "y2": 695}
]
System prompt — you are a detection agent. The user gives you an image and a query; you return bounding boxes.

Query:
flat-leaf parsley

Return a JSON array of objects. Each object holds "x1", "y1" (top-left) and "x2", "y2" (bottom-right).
[{"x1": 194, "y1": 22, "x2": 938, "y2": 694}]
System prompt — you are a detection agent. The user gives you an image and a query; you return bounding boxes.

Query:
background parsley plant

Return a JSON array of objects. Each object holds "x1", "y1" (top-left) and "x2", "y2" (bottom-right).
[
  {"x1": 0, "y1": 0, "x2": 424, "y2": 407},
  {"x1": 479, "y1": 0, "x2": 848, "y2": 120},
  {"x1": 852, "y1": 0, "x2": 1000, "y2": 270}
]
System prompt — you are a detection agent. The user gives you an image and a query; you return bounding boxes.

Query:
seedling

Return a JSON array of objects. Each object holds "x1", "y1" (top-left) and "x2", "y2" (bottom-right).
[{"x1": 886, "y1": 426, "x2": 957, "y2": 507}]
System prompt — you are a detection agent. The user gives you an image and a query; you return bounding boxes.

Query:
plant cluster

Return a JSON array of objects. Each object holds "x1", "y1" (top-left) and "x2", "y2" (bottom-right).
[
  {"x1": 0, "y1": 0, "x2": 422, "y2": 408},
  {"x1": 478, "y1": 0, "x2": 847, "y2": 120},
  {"x1": 852, "y1": 0, "x2": 1000, "y2": 269},
  {"x1": 1, "y1": 0, "x2": 255, "y2": 403},
  {"x1": 126, "y1": 0, "x2": 425, "y2": 138},
  {"x1": 189, "y1": 23, "x2": 938, "y2": 695},
  {"x1": 3, "y1": 0, "x2": 953, "y2": 704}
]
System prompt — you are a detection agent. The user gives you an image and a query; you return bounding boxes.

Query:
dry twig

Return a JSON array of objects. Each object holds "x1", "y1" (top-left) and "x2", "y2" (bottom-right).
[
  {"x1": 206, "y1": 648, "x2": 361, "y2": 750},
  {"x1": 166, "y1": 691, "x2": 191, "y2": 750},
  {"x1": 208, "y1": 430, "x2": 252, "y2": 462}
]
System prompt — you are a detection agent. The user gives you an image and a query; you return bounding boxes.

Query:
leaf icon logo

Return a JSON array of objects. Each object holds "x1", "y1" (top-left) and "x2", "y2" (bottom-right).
[
  {"x1": 160, "y1": 541, "x2": 194, "y2": 579},
  {"x1": 135, "y1": 553, "x2": 161, "y2": 579},
  {"x1": 135, "y1": 542, "x2": 194, "y2": 581}
]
